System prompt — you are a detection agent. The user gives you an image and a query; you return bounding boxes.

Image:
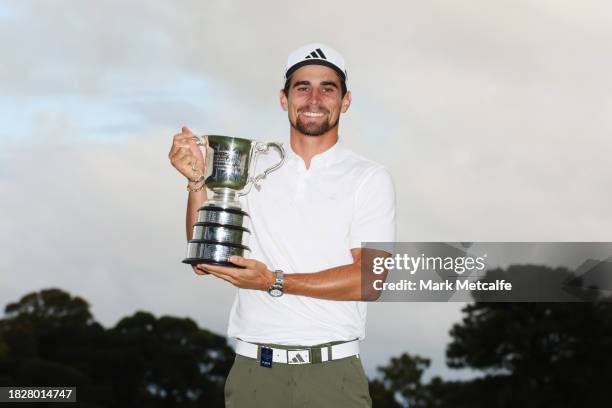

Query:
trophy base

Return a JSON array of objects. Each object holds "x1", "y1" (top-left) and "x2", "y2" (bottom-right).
[
  {"x1": 181, "y1": 258, "x2": 245, "y2": 268},
  {"x1": 183, "y1": 240, "x2": 250, "y2": 269},
  {"x1": 184, "y1": 187, "x2": 254, "y2": 270}
]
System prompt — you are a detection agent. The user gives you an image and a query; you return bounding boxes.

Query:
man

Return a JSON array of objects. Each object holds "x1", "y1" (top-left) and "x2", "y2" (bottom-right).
[{"x1": 169, "y1": 43, "x2": 395, "y2": 407}]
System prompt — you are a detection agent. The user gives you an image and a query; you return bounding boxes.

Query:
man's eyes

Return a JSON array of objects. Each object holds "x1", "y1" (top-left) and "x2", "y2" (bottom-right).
[{"x1": 297, "y1": 87, "x2": 336, "y2": 93}]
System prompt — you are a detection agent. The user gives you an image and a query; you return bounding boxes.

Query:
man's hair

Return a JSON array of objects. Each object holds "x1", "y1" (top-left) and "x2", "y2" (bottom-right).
[{"x1": 283, "y1": 73, "x2": 348, "y2": 98}]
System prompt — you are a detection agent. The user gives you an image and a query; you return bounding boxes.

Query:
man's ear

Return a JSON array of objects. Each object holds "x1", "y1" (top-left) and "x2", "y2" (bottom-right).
[
  {"x1": 279, "y1": 90, "x2": 288, "y2": 112},
  {"x1": 341, "y1": 90, "x2": 352, "y2": 113}
]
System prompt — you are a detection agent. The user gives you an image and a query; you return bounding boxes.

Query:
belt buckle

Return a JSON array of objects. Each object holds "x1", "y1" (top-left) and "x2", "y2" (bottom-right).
[{"x1": 287, "y1": 349, "x2": 310, "y2": 364}]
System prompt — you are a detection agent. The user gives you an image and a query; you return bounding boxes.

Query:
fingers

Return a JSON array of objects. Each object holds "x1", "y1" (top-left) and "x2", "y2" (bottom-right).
[
  {"x1": 171, "y1": 133, "x2": 195, "y2": 148},
  {"x1": 229, "y1": 256, "x2": 256, "y2": 269},
  {"x1": 172, "y1": 146, "x2": 192, "y2": 164},
  {"x1": 202, "y1": 264, "x2": 239, "y2": 277},
  {"x1": 169, "y1": 126, "x2": 207, "y2": 178},
  {"x1": 171, "y1": 126, "x2": 198, "y2": 147},
  {"x1": 169, "y1": 148, "x2": 196, "y2": 175},
  {"x1": 207, "y1": 270, "x2": 238, "y2": 285},
  {"x1": 192, "y1": 263, "x2": 241, "y2": 279},
  {"x1": 198, "y1": 264, "x2": 239, "y2": 285},
  {"x1": 168, "y1": 132, "x2": 194, "y2": 158},
  {"x1": 180, "y1": 126, "x2": 203, "y2": 147},
  {"x1": 189, "y1": 140, "x2": 205, "y2": 166},
  {"x1": 192, "y1": 264, "x2": 238, "y2": 286},
  {"x1": 192, "y1": 265, "x2": 209, "y2": 275},
  {"x1": 169, "y1": 127, "x2": 205, "y2": 168},
  {"x1": 170, "y1": 145, "x2": 189, "y2": 162}
]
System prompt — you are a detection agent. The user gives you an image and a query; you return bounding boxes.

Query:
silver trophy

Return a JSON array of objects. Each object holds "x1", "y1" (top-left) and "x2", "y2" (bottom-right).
[{"x1": 183, "y1": 135, "x2": 285, "y2": 266}]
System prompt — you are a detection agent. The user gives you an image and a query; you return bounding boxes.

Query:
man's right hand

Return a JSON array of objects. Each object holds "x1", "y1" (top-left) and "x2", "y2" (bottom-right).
[{"x1": 168, "y1": 126, "x2": 208, "y2": 181}]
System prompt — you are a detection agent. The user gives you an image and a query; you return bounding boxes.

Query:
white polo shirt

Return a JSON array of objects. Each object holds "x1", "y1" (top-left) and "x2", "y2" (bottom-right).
[{"x1": 227, "y1": 138, "x2": 396, "y2": 346}]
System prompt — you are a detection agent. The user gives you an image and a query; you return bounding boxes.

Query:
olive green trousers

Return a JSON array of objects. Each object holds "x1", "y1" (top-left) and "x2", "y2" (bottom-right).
[{"x1": 224, "y1": 353, "x2": 372, "y2": 407}]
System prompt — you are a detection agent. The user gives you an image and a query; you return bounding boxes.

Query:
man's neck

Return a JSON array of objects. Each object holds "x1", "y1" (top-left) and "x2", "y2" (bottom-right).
[{"x1": 290, "y1": 128, "x2": 339, "y2": 169}]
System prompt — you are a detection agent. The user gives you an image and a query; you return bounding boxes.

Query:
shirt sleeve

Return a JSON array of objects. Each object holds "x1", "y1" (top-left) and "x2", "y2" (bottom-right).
[{"x1": 348, "y1": 165, "x2": 396, "y2": 248}]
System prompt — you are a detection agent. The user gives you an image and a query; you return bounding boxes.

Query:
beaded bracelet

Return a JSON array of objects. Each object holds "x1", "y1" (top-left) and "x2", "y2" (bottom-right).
[
  {"x1": 190, "y1": 171, "x2": 205, "y2": 184},
  {"x1": 186, "y1": 181, "x2": 206, "y2": 193}
]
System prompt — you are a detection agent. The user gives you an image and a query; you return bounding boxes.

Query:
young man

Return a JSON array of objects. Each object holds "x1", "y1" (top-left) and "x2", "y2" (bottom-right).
[{"x1": 169, "y1": 43, "x2": 395, "y2": 407}]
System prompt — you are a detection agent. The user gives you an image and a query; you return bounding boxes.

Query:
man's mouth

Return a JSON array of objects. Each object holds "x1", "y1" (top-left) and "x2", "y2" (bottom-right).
[{"x1": 300, "y1": 111, "x2": 326, "y2": 118}]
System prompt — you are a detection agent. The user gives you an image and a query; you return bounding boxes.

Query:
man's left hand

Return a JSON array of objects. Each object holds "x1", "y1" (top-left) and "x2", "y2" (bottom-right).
[{"x1": 197, "y1": 256, "x2": 275, "y2": 291}]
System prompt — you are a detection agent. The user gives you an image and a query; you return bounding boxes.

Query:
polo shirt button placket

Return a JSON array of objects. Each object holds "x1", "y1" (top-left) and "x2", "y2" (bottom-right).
[
  {"x1": 294, "y1": 172, "x2": 307, "y2": 201},
  {"x1": 293, "y1": 160, "x2": 310, "y2": 201}
]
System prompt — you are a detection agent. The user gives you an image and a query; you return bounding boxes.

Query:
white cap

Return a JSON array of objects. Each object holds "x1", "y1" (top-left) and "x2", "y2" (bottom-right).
[{"x1": 284, "y1": 43, "x2": 348, "y2": 84}]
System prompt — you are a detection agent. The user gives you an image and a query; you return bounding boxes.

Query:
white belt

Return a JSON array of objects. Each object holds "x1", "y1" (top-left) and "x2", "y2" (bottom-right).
[{"x1": 235, "y1": 339, "x2": 360, "y2": 364}]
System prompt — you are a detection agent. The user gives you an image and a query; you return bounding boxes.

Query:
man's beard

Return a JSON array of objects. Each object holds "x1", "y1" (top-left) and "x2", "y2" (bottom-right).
[{"x1": 290, "y1": 113, "x2": 339, "y2": 137}]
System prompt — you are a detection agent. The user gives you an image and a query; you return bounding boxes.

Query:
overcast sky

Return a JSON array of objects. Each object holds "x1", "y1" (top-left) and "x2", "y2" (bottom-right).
[{"x1": 1, "y1": 0, "x2": 611, "y2": 380}]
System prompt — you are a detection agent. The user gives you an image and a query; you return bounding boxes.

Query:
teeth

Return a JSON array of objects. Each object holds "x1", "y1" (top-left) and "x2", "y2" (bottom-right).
[{"x1": 302, "y1": 112, "x2": 324, "y2": 117}]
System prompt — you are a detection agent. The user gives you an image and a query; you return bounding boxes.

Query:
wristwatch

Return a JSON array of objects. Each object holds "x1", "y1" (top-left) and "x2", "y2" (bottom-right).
[{"x1": 267, "y1": 270, "x2": 284, "y2": 297}]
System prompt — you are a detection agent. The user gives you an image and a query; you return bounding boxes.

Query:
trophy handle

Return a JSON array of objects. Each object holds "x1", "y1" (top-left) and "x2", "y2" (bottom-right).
[{"x1": 239, "y1": 141, "x2": 285, "y2": 196}]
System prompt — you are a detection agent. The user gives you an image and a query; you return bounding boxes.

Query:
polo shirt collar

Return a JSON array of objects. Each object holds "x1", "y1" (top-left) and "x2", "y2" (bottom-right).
[{"x1": 287, "y1": 137, "x2": 346, "y2": 170}]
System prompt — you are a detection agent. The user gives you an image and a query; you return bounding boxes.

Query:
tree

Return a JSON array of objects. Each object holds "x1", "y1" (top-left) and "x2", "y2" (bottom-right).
[
  {"x1": 372, "y1": 265, "x2": 612, "y2": 407},
  {"x1": 0, "y1": 288, "x2": 234, "y2": 407},
  {"x1": 108, "y1": 311, "x2": 233, "y2": 407},
  {"x1": 0, "y1": 288, "x2": 104, "y2": 405},
  {"x1": 369, "y1": 378, "x2": 402, "y2": 408},
  {"x1": 446, "y1": 265, "x2": 612, "y2": 407},
  {"x1": 371, "y1": 352, "x2": 434, "y2": 407}
]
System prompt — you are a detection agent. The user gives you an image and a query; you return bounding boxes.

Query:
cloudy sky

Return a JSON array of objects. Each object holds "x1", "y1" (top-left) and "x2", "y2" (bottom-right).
[{"x1": 1, "y1": 0, "x2": 611, "y2": 379}]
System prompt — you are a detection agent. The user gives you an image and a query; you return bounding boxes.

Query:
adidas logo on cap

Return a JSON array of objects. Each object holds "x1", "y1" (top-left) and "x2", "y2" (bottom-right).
[{"x1": 304, "y1": 48, "x2": 327, "y2": 60}]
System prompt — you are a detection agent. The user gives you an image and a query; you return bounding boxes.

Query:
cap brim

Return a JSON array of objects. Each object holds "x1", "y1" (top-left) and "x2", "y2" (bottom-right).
[{"x1": 285, "y1": 60, "x2": 347, "y2": 82}]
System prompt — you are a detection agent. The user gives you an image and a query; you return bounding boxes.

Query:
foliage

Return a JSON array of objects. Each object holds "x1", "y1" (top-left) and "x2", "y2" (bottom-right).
[
  {"x1": 370, "y1": 265, "x2": 612, "y2": 407},
  {"x1": 0, "y1": 288, "x2": 233, "y2": 407}
]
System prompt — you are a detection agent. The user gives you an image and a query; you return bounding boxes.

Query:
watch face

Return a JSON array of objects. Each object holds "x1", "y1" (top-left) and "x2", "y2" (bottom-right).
[{"x1": 269, "y1": 288, "x2": 283, "y2": 297}]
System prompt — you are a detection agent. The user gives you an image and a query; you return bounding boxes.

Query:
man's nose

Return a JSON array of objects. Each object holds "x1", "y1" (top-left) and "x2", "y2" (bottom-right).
[{"x1": 308, "y1": 89, "x2": 321, "y2": 105}]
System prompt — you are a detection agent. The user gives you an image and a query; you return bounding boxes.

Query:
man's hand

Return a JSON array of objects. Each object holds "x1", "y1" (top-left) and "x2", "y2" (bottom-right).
[
  {"x1": 168, "y1": 126, "x2": 208, "y2": 181},
  {"x1": 199, "y1": 256, "x2": 275, "y2": 291}
]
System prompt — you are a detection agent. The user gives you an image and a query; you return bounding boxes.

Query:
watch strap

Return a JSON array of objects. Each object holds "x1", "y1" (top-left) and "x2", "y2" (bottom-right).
[{"x1": 268, "y1": 269, "x2": 284, "y2": 296}]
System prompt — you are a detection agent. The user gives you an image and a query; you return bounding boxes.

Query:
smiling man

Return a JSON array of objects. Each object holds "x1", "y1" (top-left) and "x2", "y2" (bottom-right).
[{"x1": 169, "y1": 43, "x2": 395, "y2": 407}]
